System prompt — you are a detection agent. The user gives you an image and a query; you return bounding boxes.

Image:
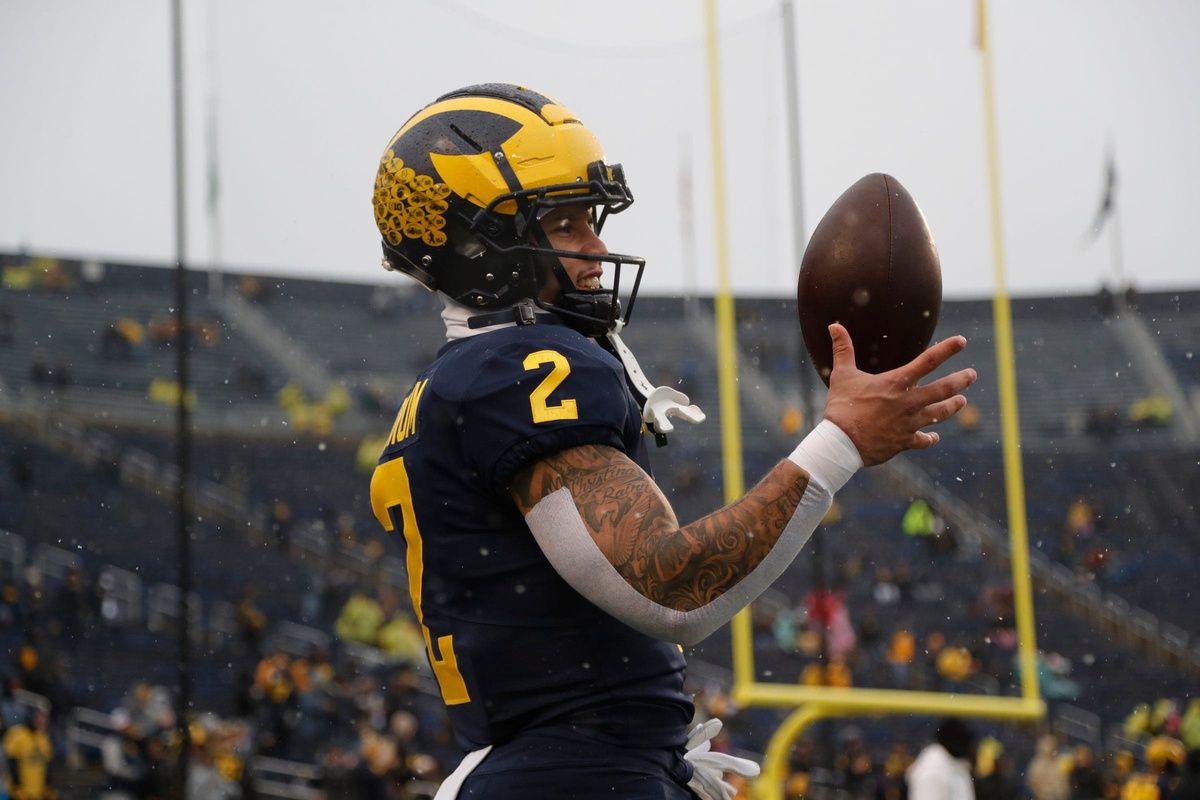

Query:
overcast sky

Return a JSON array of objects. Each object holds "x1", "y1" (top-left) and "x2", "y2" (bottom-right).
[{"x1": 2, "y1": 0, "x2": 1197, "y2": 299}]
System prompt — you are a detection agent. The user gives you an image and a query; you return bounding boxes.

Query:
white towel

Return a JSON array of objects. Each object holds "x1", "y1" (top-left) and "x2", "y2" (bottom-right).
[{"x1": 433, "y1": 745, "x2": 494, "y2": 800}]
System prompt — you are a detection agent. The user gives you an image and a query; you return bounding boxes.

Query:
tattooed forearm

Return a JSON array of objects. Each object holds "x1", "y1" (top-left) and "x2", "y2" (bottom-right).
[{"x1": 511, "y1": 445, "x2": 810, "y2": 612}]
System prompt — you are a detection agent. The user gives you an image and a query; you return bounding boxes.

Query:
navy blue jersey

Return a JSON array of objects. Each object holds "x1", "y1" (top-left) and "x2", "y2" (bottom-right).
[{"x1": 370, "y1": 320, "x2": 692, "y2": 752}]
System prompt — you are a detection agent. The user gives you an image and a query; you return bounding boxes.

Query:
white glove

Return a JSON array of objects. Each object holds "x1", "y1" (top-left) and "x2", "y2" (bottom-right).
[
  {"x1": 684, "y1": 719, "x2": 760, "y2": 800},
  {"x1": 643, "y1": 386, "x2": 706, "y2": 434}
]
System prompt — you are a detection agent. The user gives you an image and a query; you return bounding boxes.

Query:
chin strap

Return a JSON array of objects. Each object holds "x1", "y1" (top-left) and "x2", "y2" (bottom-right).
[
  {"x1": 602, "y1": 325, "x2": 705, "y2": 447},
  {"x1": 465, "y1": 298, "x2": 543, "y2": 330}
]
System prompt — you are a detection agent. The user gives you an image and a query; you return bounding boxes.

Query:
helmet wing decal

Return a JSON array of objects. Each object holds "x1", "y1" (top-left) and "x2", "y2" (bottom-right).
[{"x1": 430, "y1": 150, "x2": 516, "y2": 214}]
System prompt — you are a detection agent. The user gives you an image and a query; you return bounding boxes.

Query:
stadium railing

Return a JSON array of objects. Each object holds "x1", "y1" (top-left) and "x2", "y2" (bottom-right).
[
  {"x1": 64, "y1": 708, "x2": 340, "y2": 800},
  {"x1": 871, "y1": 431, "x2": 1200, "y2": 679},
  {"x1": 64, "y1": 706, "x2": 116, "y2": 771},
  {"x1": 248, "y1": 755, "x2": 328, "y2": 800},
  {"x1": 264, "y1": 620, "x2": 330, "y2": 659},
  {"x1": 1052, "y1": 703, "x2": 1103, "y2": 749},
  {"x1": 209, "y1": 290, "x2": 335, "y2": 401},
  {"x1": 98, "y1": 564, "x2": 144, "y2": 627},
  {"x1": 0, "y1": 527, "x2": 26, "y2": 576},
  {"x1": 146, "y1": 582, "x2": 205, "y2": 642}
]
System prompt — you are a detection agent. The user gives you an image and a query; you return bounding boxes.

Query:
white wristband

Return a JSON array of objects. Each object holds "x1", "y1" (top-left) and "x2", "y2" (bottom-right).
[{"x1": 788, "y1": 419, "x2": 863, "y2": 493}]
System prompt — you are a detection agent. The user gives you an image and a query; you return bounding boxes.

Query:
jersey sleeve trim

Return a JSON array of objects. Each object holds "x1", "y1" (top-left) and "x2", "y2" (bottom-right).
[{"x1": 490, "y1": 422, "x2": 627, "y2": 493}]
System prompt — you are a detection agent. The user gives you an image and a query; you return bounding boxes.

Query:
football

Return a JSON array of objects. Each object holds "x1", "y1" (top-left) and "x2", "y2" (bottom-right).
[{"x1": 796, "y1": 173, "x2": 942, "y2": 386}]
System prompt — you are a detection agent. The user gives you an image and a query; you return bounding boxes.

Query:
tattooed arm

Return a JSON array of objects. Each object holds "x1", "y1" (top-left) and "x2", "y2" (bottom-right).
[
  {"x1": 511, "y1": 444, "x2": 809, "y2": 612},
  {"x1": 509, "y1": 325, "x2": 976, "y2": 643},
  {"x1": 510, "y1": 440, "x2": 839, "y2": 644}
]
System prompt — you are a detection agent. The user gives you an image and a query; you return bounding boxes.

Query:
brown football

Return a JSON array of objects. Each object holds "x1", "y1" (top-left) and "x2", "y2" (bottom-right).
[{"x1": 797, "y1": 173, "x2": 942, "y2": 386}]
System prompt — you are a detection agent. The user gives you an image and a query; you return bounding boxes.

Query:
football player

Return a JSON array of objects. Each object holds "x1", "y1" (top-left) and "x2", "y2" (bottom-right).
[{"x1": 369, "y1": 83, "x2": 976, "y2": 799}]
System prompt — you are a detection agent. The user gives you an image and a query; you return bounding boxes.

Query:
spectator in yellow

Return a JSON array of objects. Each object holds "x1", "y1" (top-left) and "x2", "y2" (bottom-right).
[
  {"x1": 1125, "y1": 703, "x2": 1153, "y2": 740},
  {"x1": 779, "y1": 406, "x2": 802, "y2": 436},
  {"x1": 3, "y1": 707, "x2": 55, "y2": 800},
  {"x1": 288, "y1": 656, "x2": 313, "y2": 695},
  {"x1": 1129, "y1": 394, "x2": 1172, "y2": 427},
  {"x1": 956, "y1": 401, "x2": 981, "y2": 433},
  {"x1": 935, "y1": 645, "x2": 974, "y2": 687},
  {"x1": 1150, "y1": 699, "x2": 1177, "y2": 734},
  {"x1": 1180, "y1": 698, "x2": 1200, "y2": 751},
  {"x1": 799, "y1": 660, "x2": 851, "y2": 688},
  {"x1": 887, "y1": 629, "x2": 916, "y2": 688},
  {"x1": 1119, "y1": 770, "x2": 1159, "y2": 800},
  {"x1": 902, "y1": 498, "x2": 935, "y2": 538},
  {"x1": 377, "y1": 612, "x2": 424, "y2": 664},
  {"x1": 823, "y1": 498, "x2": 843, "y2": 526},
  {"x1": 234, "y1": 586, "x2": 268, "y2": 656},
  {"x1": 357, "y1": 435, "x2": 388, "y2": 473},
  {"x1": 1144, "y1": 735, "x2": 1185, "y2": 776},
  {"x1": 1120, "y1": 735, "x2": 1183, "y2": 800},
  {"x1": 783, "y1": 772, "x2": 810, "y2": 800},
  {"x1": 335, "y1": 592, "x2": 385, "y2": 646},
  {"x1": 1067, "y1": 498, "x2": 1095, "y2": 540},
  {"x1": 38, "y1": 260, "x2": 69, "y2": 293},
  {"x1": 1026, "y1": 734, "x2": 1068, "y2": 800},
  {"x1": 254, "y1": 651, "x2": 292, "y2": 701},
  {"x1": 1068, "y1": 744, "x2": 1105, "y2": 800},
  {"x1": 825, "y1": 659, "x2": 852, "y2": 688},
  {"x1": 1113, "y1": 751, "x2": 1136, "y2": 785},
  {"x1": 114, "y1": 318, "x2": 144, "y2": 347}
]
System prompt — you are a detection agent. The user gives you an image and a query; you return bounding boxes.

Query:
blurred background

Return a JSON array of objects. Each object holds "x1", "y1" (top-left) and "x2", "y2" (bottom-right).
[{"x1": 0, "y1": 1, "x2": 1198, "y2": 798}]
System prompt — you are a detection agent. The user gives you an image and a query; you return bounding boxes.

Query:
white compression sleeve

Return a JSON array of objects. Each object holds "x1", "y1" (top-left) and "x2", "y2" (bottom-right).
[
  {"x1": 525, "y1": 483, "x2": 831, "y2": 645},
  {"x1": 523, "y1": 422, "x2": 860, "y2": 645}
]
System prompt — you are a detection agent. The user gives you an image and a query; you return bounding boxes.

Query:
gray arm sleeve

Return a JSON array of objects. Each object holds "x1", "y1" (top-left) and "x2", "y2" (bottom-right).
[{"x1": 523, "y1": 480, "x2": 833, "y2": 646}]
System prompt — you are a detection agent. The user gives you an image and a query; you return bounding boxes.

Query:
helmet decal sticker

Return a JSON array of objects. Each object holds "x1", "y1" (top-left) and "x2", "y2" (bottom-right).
[{"x1": 373, "y1": 154, "x2": 452, "y2": 248}]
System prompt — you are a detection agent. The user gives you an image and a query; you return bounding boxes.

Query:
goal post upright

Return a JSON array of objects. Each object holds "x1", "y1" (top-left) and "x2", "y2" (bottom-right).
[{"x1": 722, "y1": 2, "x2": 1045, "y2": 797}]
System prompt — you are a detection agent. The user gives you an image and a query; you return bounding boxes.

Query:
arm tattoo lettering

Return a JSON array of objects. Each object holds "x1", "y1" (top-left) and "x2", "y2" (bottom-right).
[{"x1": 511, "y1": 445, "x2": 810, "y2": 612}]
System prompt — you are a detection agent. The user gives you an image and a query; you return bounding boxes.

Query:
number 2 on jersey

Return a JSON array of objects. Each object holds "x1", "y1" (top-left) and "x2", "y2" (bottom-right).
[{"x1": 523, "y1": 349, "x2": 578, "y2": 423}]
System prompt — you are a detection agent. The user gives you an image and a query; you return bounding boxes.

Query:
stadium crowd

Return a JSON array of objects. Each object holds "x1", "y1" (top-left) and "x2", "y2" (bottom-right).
[
  {"x1": 2, "y1": 255, "x2": 1199, "y2": 797},
  {"x1": 0, "y1": 527, "x2": 1195, "y2": 798},
  {"x1": 1, "y1": 422, "x2": 1196, "y2": 798}
]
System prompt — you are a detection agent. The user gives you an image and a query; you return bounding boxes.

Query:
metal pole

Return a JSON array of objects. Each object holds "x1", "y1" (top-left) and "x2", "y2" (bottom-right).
[
  {"x1": 170, "y1": 0, "x2": 193, "y2": 792},
  {"x1": 205, "y1": 0, "x2": 223, "y2": 297},
  {"x1": 677, "y1": 134, "x2": 699, "y2": 319},
  {"x1": 706, "y1": 0, "x2": 755, "y2": 693},
  {"x1": 977, "y1": 0, "x2": 1040, "y2": 704},
  {"x1": 781, "y1": 0, "x2": 816, "y2": 434},
  {"x1": 780, "y1": 0, "x2": 829, "y2": 688},
  {"x1": 781, "y1": 0, "x2": 807, "y2": 293},
  {"x1": 1110, "y1": 185, "x2": 1125, "y2": 291}
]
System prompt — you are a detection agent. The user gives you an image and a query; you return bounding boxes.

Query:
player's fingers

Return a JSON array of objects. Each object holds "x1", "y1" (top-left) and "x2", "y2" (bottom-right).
[
  {"x1": 919, "y1": 395, "x2": 968, "y2": 427},
  {"x1": 907, "y1": 430, "x2": 940, "y2": 450},
  {"x1": 897, "y1": 335, "x2": 967, "y2": 383},
  {"x1": 828, "y1": 323, "x2": 857, "y2": 374},
  {"x1": 912, "y1": 367, "x2": 977, "y2": 407}
]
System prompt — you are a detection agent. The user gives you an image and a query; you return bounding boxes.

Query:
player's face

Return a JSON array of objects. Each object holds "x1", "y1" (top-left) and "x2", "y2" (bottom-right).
[{"x1": 537, "y1": 204, "x2": 608, "y2": 301}]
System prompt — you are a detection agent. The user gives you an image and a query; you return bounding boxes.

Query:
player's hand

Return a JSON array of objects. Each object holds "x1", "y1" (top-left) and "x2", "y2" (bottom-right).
[
  {"x1": 822, "y1": 323, "x2": 976, "y2": 466},
  {"x1": 685, "y1": 719, "x2": 760, "y2": 800}
]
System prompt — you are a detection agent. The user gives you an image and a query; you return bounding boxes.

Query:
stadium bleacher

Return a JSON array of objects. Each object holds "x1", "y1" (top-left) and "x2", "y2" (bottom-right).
[{"x1": 1, "y1": 254, "x2": 1197, "y2": 798}]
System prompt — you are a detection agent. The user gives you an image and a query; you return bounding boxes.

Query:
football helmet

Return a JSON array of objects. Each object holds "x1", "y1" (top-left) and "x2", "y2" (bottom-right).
[{"x1": 373, "y1": 83, "x2": 645, "y2": 335}]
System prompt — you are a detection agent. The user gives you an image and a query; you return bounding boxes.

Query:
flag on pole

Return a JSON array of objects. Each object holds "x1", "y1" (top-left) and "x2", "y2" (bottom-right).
[{"x1": 1085, "y1": 153, "x2": 1117, "y2": 244}]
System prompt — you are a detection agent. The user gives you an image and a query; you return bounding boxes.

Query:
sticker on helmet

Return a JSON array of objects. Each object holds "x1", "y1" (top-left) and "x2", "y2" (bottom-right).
[{"x1": 374, "y1": 154, "x2": 451, "y2": 247}]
